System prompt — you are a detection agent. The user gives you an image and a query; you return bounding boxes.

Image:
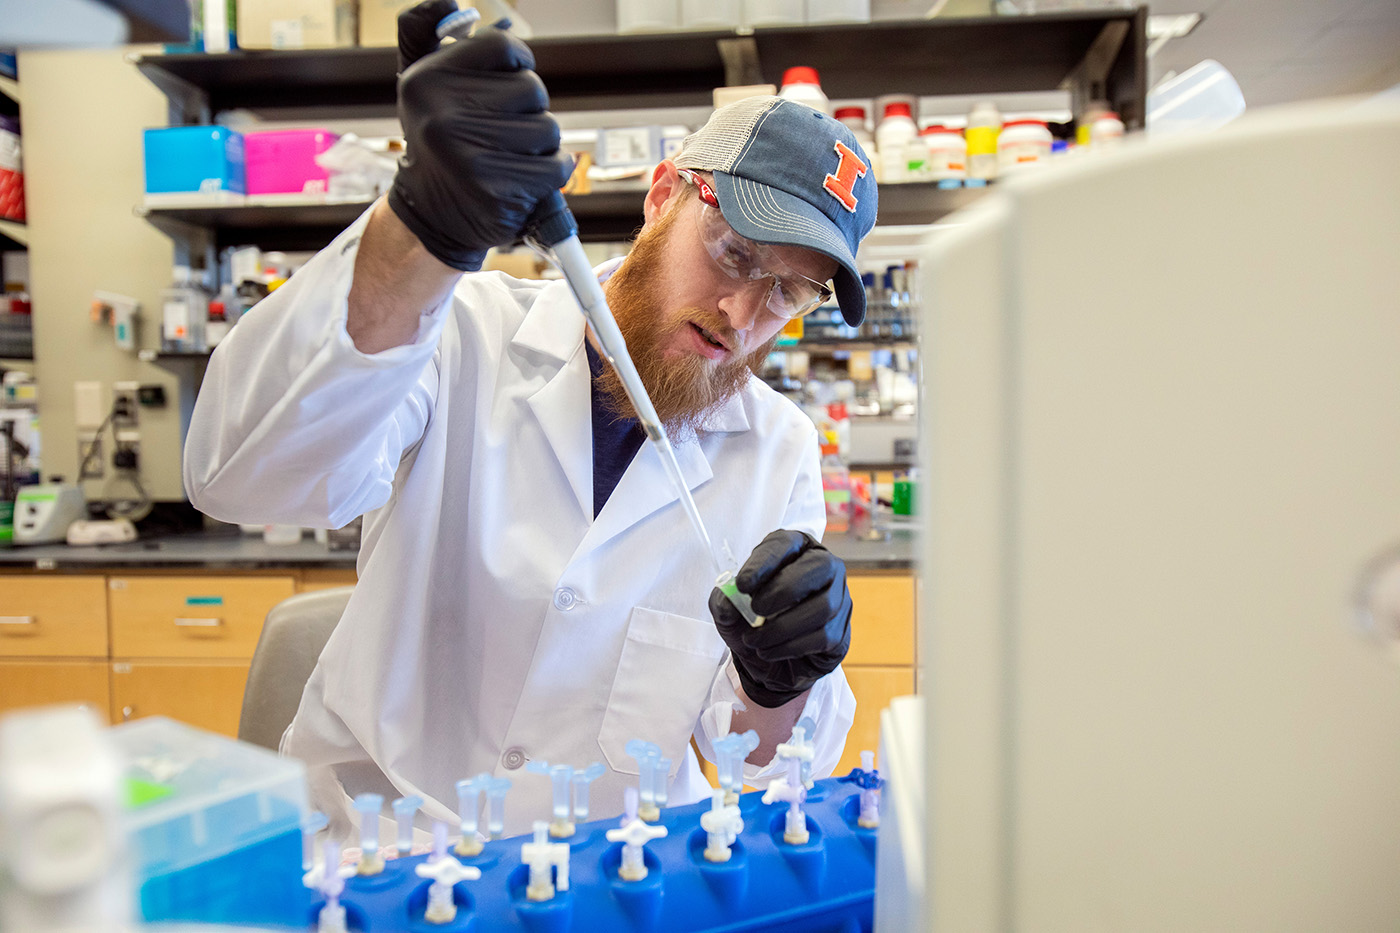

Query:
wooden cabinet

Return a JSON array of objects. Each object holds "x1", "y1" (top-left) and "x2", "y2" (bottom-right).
[
  {"x1": 108, "y1": 575, "x2": 295, "y2": 659},
  {"x1": 846, "y1": 573, "x2": 916, "y2": 666},
  {"x1": 299, "y1": 569, "x2": 358, "y2": 592},
  {"x1": 0, "y1": 575, "x2": 108, "y2": 657},
  {"x1": 110, "y1": 660, "x2": 251, "y2": 736},
  {"x1": 0, "y1": 659, "x2": 110, "y2": 721},
  {"x1": 839, "y1": 665, "x2": 916, "y2": 778}
]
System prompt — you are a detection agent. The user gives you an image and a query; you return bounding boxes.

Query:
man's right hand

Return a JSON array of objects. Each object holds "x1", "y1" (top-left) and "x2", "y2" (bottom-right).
[{"x1": 387, "y1": 0, "x2": 575, "y2": 272}]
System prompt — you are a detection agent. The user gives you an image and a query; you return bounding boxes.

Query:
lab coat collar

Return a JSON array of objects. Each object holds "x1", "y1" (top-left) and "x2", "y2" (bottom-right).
[{"x1": 510, "y1": 262, "x2": 754, "y2": 531}]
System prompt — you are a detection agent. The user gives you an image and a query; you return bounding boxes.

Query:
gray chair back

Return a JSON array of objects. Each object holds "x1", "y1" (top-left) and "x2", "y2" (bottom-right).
[{"x1": 238, "y1": 586, "x2": 353, "y2": 751}]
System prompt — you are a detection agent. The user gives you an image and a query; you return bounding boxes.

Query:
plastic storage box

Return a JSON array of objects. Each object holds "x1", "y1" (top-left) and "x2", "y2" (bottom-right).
[
  {"x1": 109, "y1": 717, "x2": 307, "y2": 926},
  {"x1": 143, "y1": 126, "x2": 245, "y2": 205},
  {"x1": 243, "y1": 128, "x2": 339, "y2": 199}
]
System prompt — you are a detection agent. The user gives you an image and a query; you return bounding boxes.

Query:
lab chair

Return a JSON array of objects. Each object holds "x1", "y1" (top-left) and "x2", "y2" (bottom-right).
[{"x1": 238, "y1": 587, "x2": 352, "y2": 751}]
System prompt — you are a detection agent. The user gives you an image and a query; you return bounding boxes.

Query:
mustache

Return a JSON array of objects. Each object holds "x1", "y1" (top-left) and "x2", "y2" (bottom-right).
[{"x1": 676, "y1": 308, "x2": 741, "y2": 353}]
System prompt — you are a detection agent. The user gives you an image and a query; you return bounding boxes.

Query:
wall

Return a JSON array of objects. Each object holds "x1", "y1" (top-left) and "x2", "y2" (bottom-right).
[{"x1": 20, "y1": 46, "x2": 188, "y2": 500}]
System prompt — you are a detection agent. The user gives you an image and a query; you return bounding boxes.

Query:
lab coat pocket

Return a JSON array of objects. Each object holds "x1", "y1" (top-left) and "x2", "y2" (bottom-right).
[{"x1": 598, "y1": 606, "x2": 726, "y2": 775}]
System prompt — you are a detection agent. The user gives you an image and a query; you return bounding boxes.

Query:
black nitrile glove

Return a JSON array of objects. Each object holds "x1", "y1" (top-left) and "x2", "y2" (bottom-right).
[
  {"x1": 388, "y1": 0, "x2": 574, "y2": 271},
  {"x1": 709, "y1": 530, "x2": 853, "y2": 708}
]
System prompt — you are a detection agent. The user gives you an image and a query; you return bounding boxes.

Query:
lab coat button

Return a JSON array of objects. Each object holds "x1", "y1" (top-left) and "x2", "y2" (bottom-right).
[
  {"x1": 552, "y1": 587, "x2": 578, "y2": 611},
  {"x1": 502, "y1": 746, "x2": 527, "y2": 770}
]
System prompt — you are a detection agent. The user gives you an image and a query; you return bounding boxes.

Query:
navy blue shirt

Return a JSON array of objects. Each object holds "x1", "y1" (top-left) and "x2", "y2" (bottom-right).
[{"x1": 586, "y1": 340, "x2": 646, "y2": 518}]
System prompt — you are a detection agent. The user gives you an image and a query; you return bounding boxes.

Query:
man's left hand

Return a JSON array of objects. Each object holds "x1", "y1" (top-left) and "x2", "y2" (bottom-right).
[{"x1": 709, "y1": 530, "x2": 853, "y2": 709}]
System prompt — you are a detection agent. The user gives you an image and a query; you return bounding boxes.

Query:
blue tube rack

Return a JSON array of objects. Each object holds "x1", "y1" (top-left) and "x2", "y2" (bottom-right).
[{"x1": 305, "y1": 774, "x2": 876, "y2": 932}]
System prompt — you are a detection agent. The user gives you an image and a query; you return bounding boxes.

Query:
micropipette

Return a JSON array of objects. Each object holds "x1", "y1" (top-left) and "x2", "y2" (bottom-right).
[{"x1": 434, "y1": 7, "x2": 763, "y2": 629}]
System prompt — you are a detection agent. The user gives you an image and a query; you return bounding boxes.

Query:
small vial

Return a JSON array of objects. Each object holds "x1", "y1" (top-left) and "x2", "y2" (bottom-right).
[
  {"x1": 455, "y1": 774, "x2": 489, "y2": 857},
  {"x1": 485, "y1": 776, "x2": 512, "y2": 839},
  {"x1": 301, "y1": 811, "x2": 328, "y2": 872},
  {"x1": 571, "y1": 762, "x2": 606, "y2": 822},
  {"x1": 761, "y1": 757, "x2": 809, "y2": 845},
  {"x1": 392, "y1": 795, "x2": 422, "y2": 856},
  {"x1": 626, "y1": 740, "x2": 662, "y2": 822},
  {"x1": 352, "y1": 792, "x2": 385, "y2": 875},
  {"x1": 654, "y1": 757, "x2": 671, "y2": 808}
]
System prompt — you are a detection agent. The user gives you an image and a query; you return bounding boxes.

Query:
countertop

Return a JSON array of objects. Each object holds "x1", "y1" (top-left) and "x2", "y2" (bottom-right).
[{"x1": 0, "y1": 522, "x2": 916, "y2": 572}]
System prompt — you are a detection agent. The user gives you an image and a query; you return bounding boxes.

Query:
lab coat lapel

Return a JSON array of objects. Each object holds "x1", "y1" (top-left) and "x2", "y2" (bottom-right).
[
  {"x1": 575, "y1": 389, "x2": 751, "y2": 559},
  {"x1": 514, "y1": 281, "x2": 592, "y2": 519}
]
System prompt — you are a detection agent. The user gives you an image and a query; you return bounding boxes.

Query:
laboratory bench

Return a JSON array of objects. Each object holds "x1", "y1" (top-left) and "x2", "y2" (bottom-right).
[{"x1": 0, "y1": 525, "x2": 917, "y2": 778}]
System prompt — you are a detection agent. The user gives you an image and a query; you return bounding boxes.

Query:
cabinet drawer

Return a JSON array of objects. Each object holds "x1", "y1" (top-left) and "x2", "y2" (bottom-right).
[
  {"x1": 0, "y1": 576, "x2": 108, "y2": 657},
  {"x1": 299, "y1": 569, "x2": 357, "y2": 592},
  {"x1": 0, "y1": 659, "x2": 110, "y2": 721},
  {"x1": 108, "y1": 576, "x2": 295, "y2": 659},
  {"x1": 111, "y1": 660, "x2": 250, "y2": 737},
  {"x1": 845, "y1": 574, "x2": 916, "y2": 666},
  {"x1": 838, "y1": 665, "x2": 916, "y2": 777}
]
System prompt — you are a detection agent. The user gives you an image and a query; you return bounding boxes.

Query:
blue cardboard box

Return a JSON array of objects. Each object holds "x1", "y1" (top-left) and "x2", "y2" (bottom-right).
[{"x1": 143, "y1": 126, "x2": 245, "y2": 204}]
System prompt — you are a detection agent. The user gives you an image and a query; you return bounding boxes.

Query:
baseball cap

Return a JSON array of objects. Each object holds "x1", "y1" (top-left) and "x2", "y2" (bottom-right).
[{"x1": 673, "y1": 96, "x2": 879, "y2": 326}]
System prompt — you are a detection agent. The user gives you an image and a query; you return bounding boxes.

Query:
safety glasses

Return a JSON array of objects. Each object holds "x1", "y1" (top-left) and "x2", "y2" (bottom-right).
[{"x1": 677, "y1": 169, "x2": 834, "y2": 320}]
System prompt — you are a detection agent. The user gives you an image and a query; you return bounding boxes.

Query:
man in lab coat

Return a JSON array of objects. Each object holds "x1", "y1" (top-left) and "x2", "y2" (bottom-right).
[{"x1": 183, "y1": 0, "x2": 877, "y2": 840}]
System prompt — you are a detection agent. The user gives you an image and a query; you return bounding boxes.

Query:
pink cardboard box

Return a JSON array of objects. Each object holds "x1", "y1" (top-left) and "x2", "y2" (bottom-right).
[{"x1": 243, "y1": 128, "x2": 339, "y2": 197}]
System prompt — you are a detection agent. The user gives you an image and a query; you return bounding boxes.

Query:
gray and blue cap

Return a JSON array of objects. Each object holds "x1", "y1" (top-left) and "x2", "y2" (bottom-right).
[{"x1": 674, "y1": 96, "x2": 879, "y2": 326}]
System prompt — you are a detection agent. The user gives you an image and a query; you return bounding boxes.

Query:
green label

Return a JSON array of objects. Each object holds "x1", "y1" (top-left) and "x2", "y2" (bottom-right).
[
  {"x1": 186, "y1": 595, "x2": 223, "y2": 606},
  {"x1": 824, "y1": 490, "x2": 852, "y2": 505},
  {"x1": 20, "y1": 491, "x2": 56, "y2": 502}
]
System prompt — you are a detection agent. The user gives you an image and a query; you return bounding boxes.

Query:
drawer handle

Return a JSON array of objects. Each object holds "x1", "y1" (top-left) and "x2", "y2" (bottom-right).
[
  {"x1": 0, "y1": 616, "x2": 36, "y2": 626},
  {"x1": 174, "y1": 617, "x2": 223, "y2": 628}
]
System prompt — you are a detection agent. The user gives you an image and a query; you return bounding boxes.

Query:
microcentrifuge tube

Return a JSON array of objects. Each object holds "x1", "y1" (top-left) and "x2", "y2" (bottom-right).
[
  {"x1": 527, "y1": 760, "x2": 577, "y2": 838},
  {"x1": 392, "y1": 795, "x2": 422, "y2": 856},
  {"x1": 700, "y1": 787, "x2": 743, "y2": 863},
  {"x1": 654, "y1": 757, "x2": 671, "y2": 808},
  {"x1": 455, "y1": 773, "x2": 490, "y2": 856},
  {"x1": 485, "y1": 776, "x2": 512, "y2": 839},
  {"x1": 571, "y1": 762, "x2": 605, "y2": 822},
  {"x1": 626, "y1": 739, "x2": 662, "y2": 821},
  {"x1": 352, "y1": 792, "x2": 385, "y2": 875},
  {"x1": 858, "y1": 750, "x2": 881, "y2": 828},
  {"x1": 301, "y1": 811, "x2": 328, "y2": 871},
  {"x1": 715, "y1": 568, "x2": 764, "y2": 628}
]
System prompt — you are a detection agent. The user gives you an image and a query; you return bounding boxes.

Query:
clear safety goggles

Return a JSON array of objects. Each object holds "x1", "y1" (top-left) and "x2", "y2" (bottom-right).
[{"x1": 677, "y1": 169, "x2": 834, "y2": 320}]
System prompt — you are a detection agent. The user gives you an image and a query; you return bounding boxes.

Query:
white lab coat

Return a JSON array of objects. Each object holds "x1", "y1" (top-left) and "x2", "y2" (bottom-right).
[{"x1": 184, "y1": 205, "x2": 856, "y2": 840}]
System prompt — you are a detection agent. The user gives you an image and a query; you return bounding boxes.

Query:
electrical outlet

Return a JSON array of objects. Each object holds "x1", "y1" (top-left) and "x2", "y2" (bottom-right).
[
  {"x1": 113, "y1": 436, "x2": 140, "y2": 472},
  {"x1": 78, "y1": 433, "x2": 104, "y2": 480},
  {"x1": 74, "y1": 381, "x2": 106, "y2": 430},
  {"x1": 112, "y1": 381, "x2": 139, "y2": 429}
]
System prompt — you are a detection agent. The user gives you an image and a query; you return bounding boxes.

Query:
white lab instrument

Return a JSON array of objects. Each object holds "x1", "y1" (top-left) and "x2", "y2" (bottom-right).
[
  {"x1": 351, "y1": 793, "x2": 383, "y2": 875},
  {"x1": 0, "y1": 706, "x2": 131, "y2": 933},
  {"x1": 13, "y1": 481, "x2": 86, "y2": 545},
  {"x1": 605, "y1": 787, "x2": 668, "y2": 882},
  {"x1": 66, "y1": 518, "x2": 137, "y2": 546},
  {"x1": 761, "y1": 756, "x2": 809, "y2": 845},
  {"x1": 414, "y1": 821, "x2": 480, "y2": 923},
  {"x1": 519, "y1": 820, "x2": 570, "y2": 902},
  {"x1": 879, "y1": 101, "x2": 1400, "y2": 931}
]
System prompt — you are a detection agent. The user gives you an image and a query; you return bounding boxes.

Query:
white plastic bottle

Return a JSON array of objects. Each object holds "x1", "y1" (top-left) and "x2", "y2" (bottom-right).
[
  {"x1": 875, "y1": 102, "x2": 918, "y2": 184},
  {"x1": 965, "y1": 100, "x2": 1002, "y2": 182},
  {"x1": 1091, "y1": 110, "x2": 1126, "y2": 147},
  {"x1": 997, "y1": 118, "x2": 1052, "y2": 172},
  {"x1": 833, "y1": 105, "x2": 874, "y2": 154},
  {"x1": 777, "y1": 67, "x2": 829, "y2": 115},
  {"x1": 921, "y1": 125, "x2": 966, "y2": 182}
]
